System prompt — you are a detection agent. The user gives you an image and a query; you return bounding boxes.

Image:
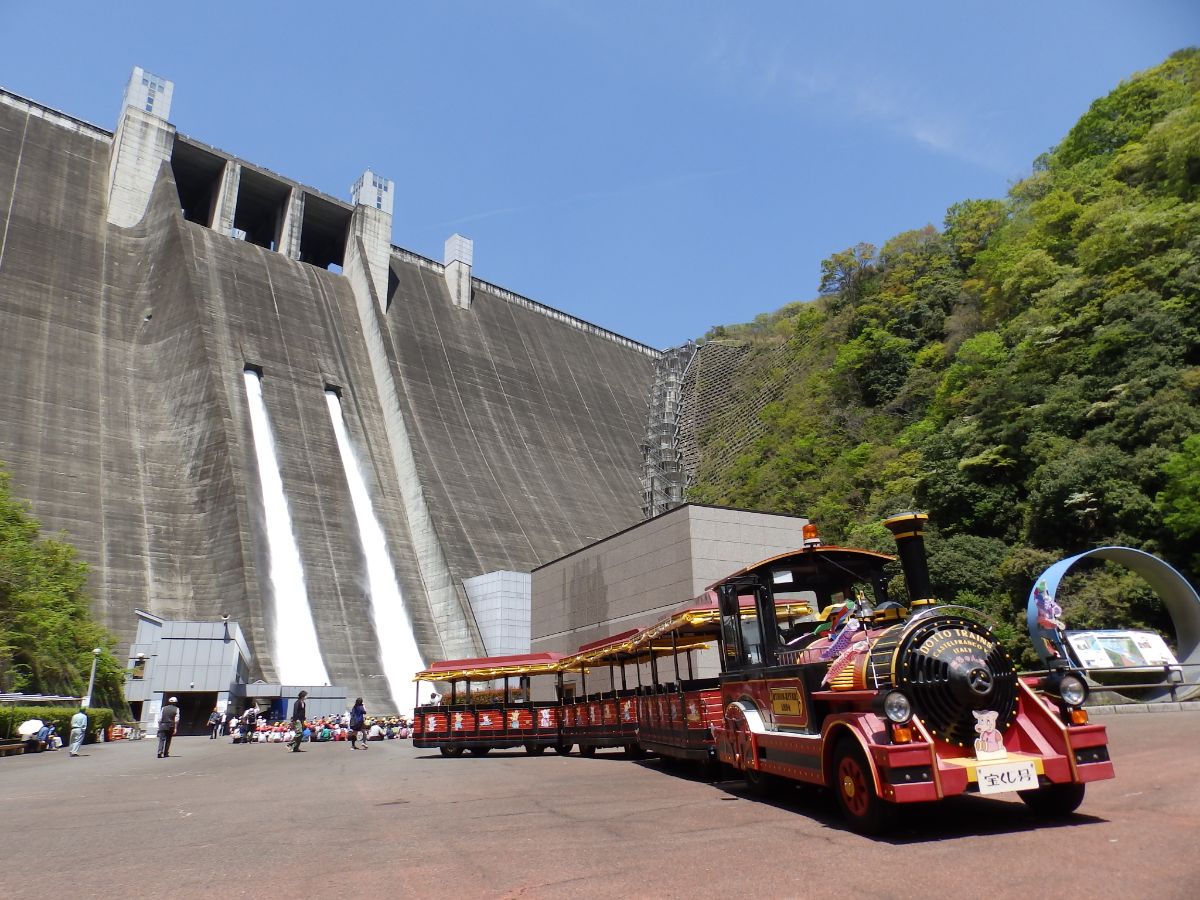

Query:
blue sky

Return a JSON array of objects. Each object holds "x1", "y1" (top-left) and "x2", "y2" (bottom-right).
[{"x1": 3, "y1": 2, "x2": 1196, "y2": 348}]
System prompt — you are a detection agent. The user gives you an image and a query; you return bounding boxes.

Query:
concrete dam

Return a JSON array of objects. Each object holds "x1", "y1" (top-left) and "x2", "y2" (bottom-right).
[{"x1": 0, "y1": 69, "x2": 658, "y2": 711}]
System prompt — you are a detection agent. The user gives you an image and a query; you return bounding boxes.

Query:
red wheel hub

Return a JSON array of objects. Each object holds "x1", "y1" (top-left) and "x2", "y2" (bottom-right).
[{"x1": 838, "y1": 755, "x2": 870, "y2": 817}]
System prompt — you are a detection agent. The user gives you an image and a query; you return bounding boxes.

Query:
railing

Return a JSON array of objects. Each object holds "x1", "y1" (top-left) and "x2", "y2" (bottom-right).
[{"x1": 1028, "y1": 662, "x2": 1199, "y2": 703}]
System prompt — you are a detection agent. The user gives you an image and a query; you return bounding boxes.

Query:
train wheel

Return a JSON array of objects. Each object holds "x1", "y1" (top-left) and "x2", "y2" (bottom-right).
[
  {"x1": 524, "y1": 743, "x2": 546, "y2": 756},
  {"x1": 578, "y1": 744, "x2": 597, "y2": 757},
  {"x1": 744, "y1": 763, "x2": 777, "y2": 797},
  {"x1": 554, "y1": 743, "x2": 574, "y2": 756},
  {"x1": 1019, "y1": 783, "x2": 1085, "y2": 817},
  {"x1": 833, "y1": 738, "x2": 894, "y2": 835},
  {"x1": 468, "y1": 747, "x2": 491, "y2": 756}
]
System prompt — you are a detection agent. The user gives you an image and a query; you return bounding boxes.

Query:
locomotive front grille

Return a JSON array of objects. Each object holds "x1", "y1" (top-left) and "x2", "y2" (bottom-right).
[{"x1": 868, "y1": 613, "x2": 1017, "y2": 747}]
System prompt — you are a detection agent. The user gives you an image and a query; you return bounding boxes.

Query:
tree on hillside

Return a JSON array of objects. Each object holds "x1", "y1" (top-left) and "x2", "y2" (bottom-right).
[
  {"x1": 686, "y1": 49, "x2": 1199, "y2": 651},
  {"x1": 0, "y1": 464, "x2": 123, "y2": 704}
]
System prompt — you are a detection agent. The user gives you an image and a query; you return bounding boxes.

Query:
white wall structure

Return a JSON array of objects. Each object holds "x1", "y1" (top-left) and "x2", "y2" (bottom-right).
[
  {"x1": 463, "y1": 571, "x2": 532, "y2": 657},
  {"x1": 444, "y1": 233, "x2": 474, "y2": 309},
  {"x1": 349, "y1": 169, "x2": 395, "y2": 309},
  {"x1": 107, "y1": 67, "x2": 176, "y2": 227},
  {"x1": 351, "y1": 169, "x2": 394, "y2": 215},
  {"x1": 278, "y1": 188, "x2": 304, "y2": 259},
  {"x1": 342, "y1": 184, "x2": 483, "y2": 664}
]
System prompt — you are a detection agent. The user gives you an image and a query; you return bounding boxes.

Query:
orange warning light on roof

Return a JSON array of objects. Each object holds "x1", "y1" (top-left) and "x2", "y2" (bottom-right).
[{"x1": 802, "y1": 523, "x2": 821, "y2": 548}]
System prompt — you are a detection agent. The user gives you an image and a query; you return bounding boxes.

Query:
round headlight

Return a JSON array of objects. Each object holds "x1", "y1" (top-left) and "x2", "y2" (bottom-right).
[
  {"x1": 882, "y1": 691, "x2": 912, "y2": 724},
  {"x1": 1059, "y1": 674, "x2": 1087, "y2": 707}
]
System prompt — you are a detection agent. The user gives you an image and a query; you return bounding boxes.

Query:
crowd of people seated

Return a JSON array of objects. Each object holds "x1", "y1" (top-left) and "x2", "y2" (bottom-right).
[{"x1": 226, "y1": 711, "x2": 413, "y2": 745}]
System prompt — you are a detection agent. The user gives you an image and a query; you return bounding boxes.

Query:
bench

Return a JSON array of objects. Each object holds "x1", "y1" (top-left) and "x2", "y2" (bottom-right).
[{"x1": 0, "y1": 738, "x2": 26, "y2": 757}]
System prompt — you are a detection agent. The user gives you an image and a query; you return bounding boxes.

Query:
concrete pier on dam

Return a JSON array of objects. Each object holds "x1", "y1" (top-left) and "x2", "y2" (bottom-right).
[{"x1": 0, "y1": 70, "x2": 658, "y2": 712}]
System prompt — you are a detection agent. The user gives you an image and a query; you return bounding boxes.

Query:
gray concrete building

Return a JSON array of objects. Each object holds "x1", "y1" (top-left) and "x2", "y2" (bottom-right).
[
  {"x1": 0, "y1": 68, "x2": 657, "y2": 713},
  {"x1": 122, "y1": 610, "x2": 348, "y2": 733},
  {"x1": 531, "y1": 504, "x2": 810, "y2": 693}
]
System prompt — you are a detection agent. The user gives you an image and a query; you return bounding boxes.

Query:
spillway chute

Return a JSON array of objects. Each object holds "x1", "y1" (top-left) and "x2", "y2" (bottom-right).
[
  {"x1": 243, "y1": 369, "x2": 330, "y2": 687},
  {"x1": 326, "y1": 388, "x2": 424, "y2": 714}
]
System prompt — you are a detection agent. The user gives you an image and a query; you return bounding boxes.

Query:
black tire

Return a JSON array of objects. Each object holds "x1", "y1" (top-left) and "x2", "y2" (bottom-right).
[
  {"x1": 578, "y1": 744, "x2": 597, "y2": 758},
  {"x1": 832, "y1": 738, "x2": 895, "y2": 835},
  {"x1": 524, "y1": 743, "x2": 547, "y2": 756},
  {"x1": 623, "y1": 743, "x2": 645, "y2": 759},
  {"x1": 467, "y1": 746, "x2": 491, "y2": 756},
  {"x1": 554, "y1": 743, "x2": 574, "y2": 756},
  {"x1": 439, "y1": 746, "x2": 452, "y2": 757},
  {"x1": 447, "y1": 746, "x2": 465, "y2": 757},
  {"x1": 1019, "y1": 782, "x2": 1085, "y2": 817},
  {"x1": 744, "y1": 762, "x2": 778, "y2": 797}
]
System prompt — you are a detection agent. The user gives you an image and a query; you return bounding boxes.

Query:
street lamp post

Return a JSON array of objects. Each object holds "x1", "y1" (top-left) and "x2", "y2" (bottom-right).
[{"x1": 84, "y1": 647, "x2": 102, "y2": 708}]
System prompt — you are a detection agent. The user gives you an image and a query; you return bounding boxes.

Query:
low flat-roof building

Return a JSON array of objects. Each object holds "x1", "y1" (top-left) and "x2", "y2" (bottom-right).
[
  {"x1": 531, "y1": 504, "x2": 810, "y2": 694},
  {"x1": 123, "y1": 610, "x2": 346, "y2": 734}
]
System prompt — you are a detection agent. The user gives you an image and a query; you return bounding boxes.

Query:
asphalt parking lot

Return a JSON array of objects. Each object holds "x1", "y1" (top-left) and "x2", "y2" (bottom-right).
[{"x1": 1, "y1": 711, "x2": 1197, "y2": 899}]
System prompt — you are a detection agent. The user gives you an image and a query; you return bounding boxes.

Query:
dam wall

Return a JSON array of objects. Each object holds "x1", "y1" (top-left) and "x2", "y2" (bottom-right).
[{"x1": 0, "y1": 74, "x2": 657, "y2": 710}]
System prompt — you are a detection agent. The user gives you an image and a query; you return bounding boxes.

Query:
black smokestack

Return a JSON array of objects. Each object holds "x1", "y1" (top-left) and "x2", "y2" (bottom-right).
[{"x1": 883, "y1": 512, "x2": 934, "y2": 607}]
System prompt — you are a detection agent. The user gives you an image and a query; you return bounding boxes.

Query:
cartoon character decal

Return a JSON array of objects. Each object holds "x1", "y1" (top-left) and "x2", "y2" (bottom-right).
[{"x1": 972, "y1": 709, "x2": 1004, "y2": 756}]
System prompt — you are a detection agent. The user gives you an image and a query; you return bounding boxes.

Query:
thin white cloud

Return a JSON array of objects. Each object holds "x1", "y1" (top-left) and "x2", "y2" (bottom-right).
[{"x1": 704, "y1": 32, "x2": 1013, "y2": 175}]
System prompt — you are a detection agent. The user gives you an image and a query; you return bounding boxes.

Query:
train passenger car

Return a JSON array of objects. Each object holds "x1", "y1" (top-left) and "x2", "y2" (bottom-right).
[
  {"x1": 710, "y1": 513, "x2": 1114, "y2": 832},
  {"x1": 412, "y1": 653, "x2": 565, "y2": 756},
  {"x1": 557, "y1": 630, "x2": 646, "y2": 757},
  {"x1": 579, "y1": 595, "x2": 814, "y2": 763}
]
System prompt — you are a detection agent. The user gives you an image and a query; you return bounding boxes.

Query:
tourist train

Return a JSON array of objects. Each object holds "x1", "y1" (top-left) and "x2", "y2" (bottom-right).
[{"x1": 411, "y1": 513, "x2": 1114, "y2": 833}]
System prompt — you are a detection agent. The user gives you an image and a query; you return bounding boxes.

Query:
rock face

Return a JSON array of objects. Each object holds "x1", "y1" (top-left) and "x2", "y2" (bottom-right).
[{"x1": 0, "y1": 90, "x2": 656, "y2": 710}]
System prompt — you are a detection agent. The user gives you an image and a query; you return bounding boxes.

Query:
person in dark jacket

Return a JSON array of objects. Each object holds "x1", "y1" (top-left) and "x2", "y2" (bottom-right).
[
  {"x1": 288, "y1": 691, "x2": 308, "y2": 752},
  {"x1": 349, "y1": 697, "x2": 367, "y2": 750},
  {"x1": 241, "y1": 704, "x2": 259, "y2": 744},
  {"x1": 157, "y1": 697, "x2": 179, "y2": 758},
  {"x1": 207, "y1": 708, "x2": 222, "y2": 739}
]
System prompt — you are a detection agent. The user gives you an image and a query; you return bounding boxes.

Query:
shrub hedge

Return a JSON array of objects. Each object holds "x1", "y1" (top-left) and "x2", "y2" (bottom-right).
[{"x1": 0, "y1": 706, "x2": 114, "y2": 744}]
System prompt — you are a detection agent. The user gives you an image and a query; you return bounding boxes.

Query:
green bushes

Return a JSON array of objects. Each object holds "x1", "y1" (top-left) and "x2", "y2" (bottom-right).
[{"x1": 0, "y1": 705, "x2": 114, "y2": 744}]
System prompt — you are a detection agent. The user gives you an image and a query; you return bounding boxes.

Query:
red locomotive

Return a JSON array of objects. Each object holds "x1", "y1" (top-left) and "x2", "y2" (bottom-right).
[{"x1": 413, "y1": 512, "x2": 1114, "y2": 833}]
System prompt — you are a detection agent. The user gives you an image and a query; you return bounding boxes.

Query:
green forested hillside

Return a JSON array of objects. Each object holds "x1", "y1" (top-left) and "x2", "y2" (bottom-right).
[{"x1": 691, "y1": 50, "x2": 1200, "y2": 662}]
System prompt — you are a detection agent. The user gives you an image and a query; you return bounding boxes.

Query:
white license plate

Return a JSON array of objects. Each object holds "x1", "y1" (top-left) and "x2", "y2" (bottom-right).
[{"x1": 976, "y1": 760, "x2": 1039, "y2": 795}]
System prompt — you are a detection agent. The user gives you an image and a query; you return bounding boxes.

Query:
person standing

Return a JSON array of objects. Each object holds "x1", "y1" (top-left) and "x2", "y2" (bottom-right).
[
  {"x1": 349, "y1": 697, "x2": 366, "y2": 750},
  {"x1": 241, "y1": 704, "x2": 259, "y2": 744},
  {"x1": 69, "y1": 707, "x2": 88, "y2": 756},
  {"x1": 157, "y1": 697, "x2": 179, "y2": 759},
  {"x1": 288, "y1": 690, "x2": 308, "y2": 752},
  {"x1": 207, "y1": 707, "x2": 222, "y2": 739}
]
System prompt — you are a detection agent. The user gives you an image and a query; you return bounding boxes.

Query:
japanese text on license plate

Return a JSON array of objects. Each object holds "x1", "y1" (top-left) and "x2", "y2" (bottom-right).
[{"x1": 976, "y1": 760, "x2": 1038, "y2": 795}]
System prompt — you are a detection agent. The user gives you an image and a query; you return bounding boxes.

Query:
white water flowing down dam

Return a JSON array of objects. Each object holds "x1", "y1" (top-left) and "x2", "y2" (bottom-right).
[
  {"x1": 325, "y1": 390, "x2": 425, "y2": 712},
  {"x1": 243, "y1": 370, "x2": 330, "y2": 686}
]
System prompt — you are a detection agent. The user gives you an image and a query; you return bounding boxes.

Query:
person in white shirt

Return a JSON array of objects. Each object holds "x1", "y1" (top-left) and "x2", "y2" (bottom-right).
[{"x1": 69, "y1": 708, "x2": 88, "y2": 756}]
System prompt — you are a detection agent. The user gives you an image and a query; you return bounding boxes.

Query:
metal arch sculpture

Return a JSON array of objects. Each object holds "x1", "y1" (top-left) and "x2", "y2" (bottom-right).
[{"x1": 1027, "y1": 547, "x2": 1200, "y2": 701}]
